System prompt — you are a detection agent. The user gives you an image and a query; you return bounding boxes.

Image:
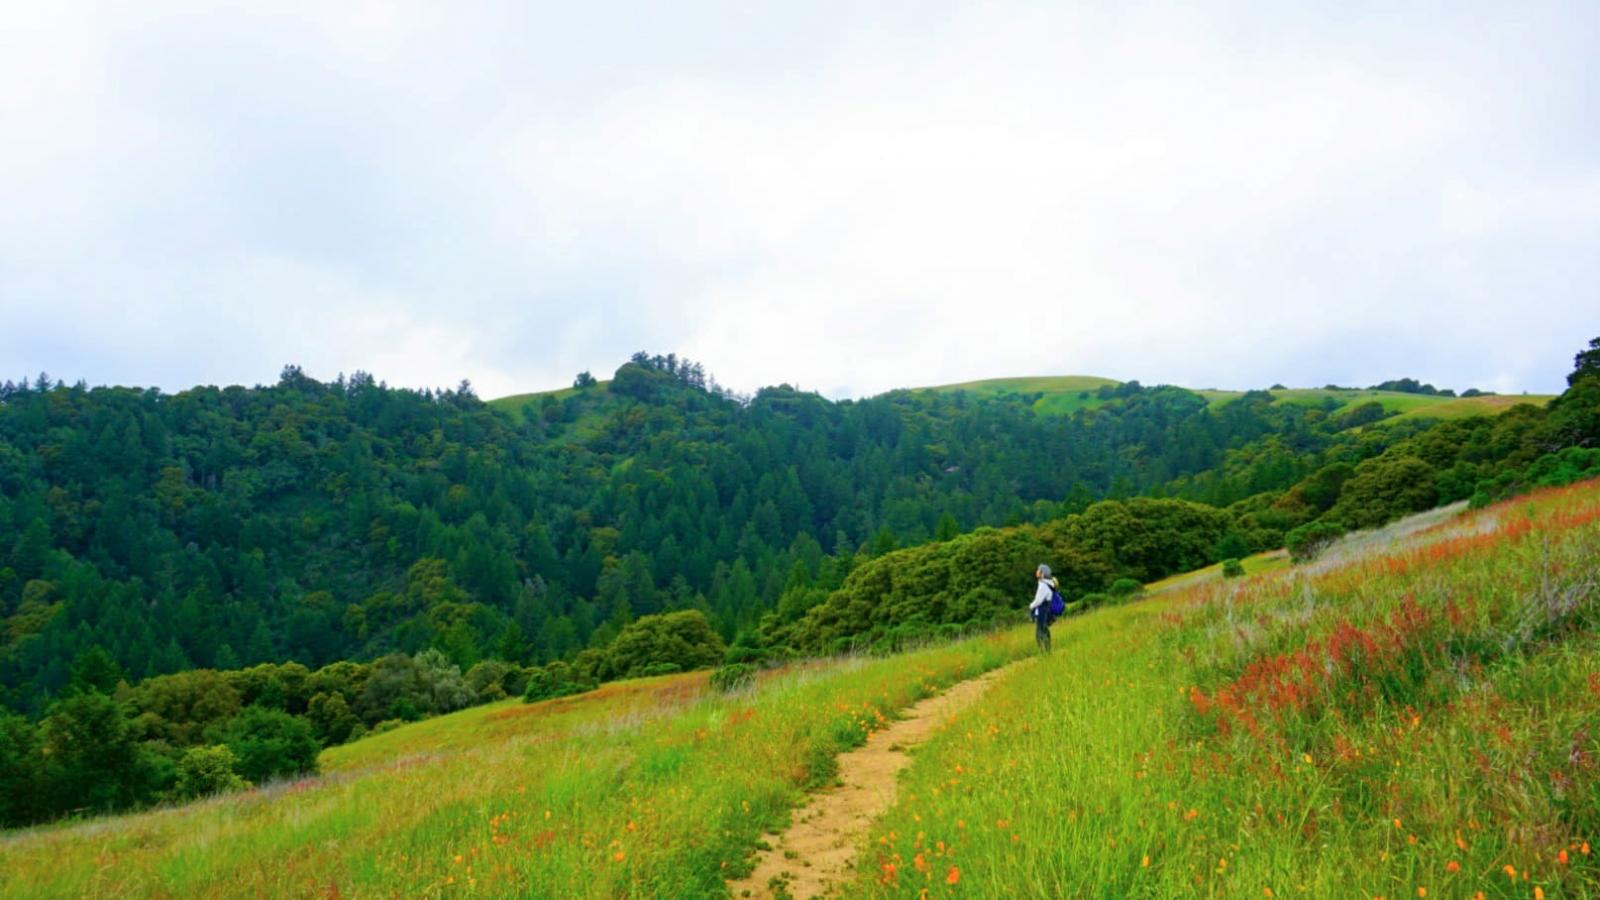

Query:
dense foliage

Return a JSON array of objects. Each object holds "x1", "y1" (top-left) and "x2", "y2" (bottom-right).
[{"x1": 0, "y1": 354, "x2": 1451, "y2": 710}]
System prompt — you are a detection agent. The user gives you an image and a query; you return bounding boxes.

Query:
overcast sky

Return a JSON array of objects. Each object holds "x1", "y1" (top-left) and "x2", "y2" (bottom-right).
[{"x1": 2, "y1": 2, "x2": 1595, "y2": 399}]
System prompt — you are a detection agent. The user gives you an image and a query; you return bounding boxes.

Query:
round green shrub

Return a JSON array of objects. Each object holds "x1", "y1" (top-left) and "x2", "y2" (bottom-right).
[
  {"x1": 709, "y1": 663, "x2": 758, "y2": 694},
  {"x1": 174, "y1": 744, "x2": 249, "y2": 799},
  {"x1": 1108, "y1": 577, "x2": 1144, "y2": 599}
]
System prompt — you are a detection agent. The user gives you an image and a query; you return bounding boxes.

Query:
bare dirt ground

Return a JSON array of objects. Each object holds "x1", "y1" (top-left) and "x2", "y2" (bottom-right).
[{"x1": 726, "y1": 664, "x2": 1019, "y2": 899}]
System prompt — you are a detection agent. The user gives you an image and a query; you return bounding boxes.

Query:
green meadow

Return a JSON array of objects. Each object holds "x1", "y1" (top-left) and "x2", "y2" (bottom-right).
[{"x1": 0, "y1": 629, "x2": 1029, "y2": 898}]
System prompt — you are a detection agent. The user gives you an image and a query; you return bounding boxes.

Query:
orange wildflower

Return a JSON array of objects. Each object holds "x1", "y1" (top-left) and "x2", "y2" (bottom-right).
[
  {"x1": 1558, "y1": 849, "x2": 1569, "y2": 865},
  {"x1": 612, "y1": 851, "x2": 625, "y2": 863},
  {"x1": 946, "y1": 866, "x2": 961, "y2": 885},
  {"x1": 1445, "y1": 861, "x2": 1460, "y2": 874},
  {"x1": 1141, "y1": 855, "x2": 1150, "y2": 868},
  {"x1": 1504, "y1": 865, "x2": 1517, "y2": 879},
  {"x1": 1416, "y1": 888, "x2": 1426, "y2": 898},
  {"x1": 1534, "y1": 888, "x2": 1545, "y2": 900}
]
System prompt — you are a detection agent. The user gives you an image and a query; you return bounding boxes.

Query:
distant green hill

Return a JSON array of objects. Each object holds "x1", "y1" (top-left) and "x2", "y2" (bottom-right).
[
  {"x1": 1197, "y1": 386, "x2": 1555, "y2": 422},
  {"x1": 914, "y1": 375, "x2": 1122, "y2": 415},
  {"x1": 903, "y1": 375, "x2": 1554, "y2": 423},
  {"x1": 488, "y1": 381, "x2": 613, "y2": 414},
  {"x1": 488, "y1": 381, "x2": 618, "y2": 444}
]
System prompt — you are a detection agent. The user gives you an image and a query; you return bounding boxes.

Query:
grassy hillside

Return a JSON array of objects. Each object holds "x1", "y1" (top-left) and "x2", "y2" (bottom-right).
[
  {"x1": 919, "y1": 376, "x2": 1122, "y2": 415},
  {"x1": 1199, "y1": 386, "x2": 1556, "y2": 422},
  {"x1": 487, "y1": 381, "x2": 618, "y2": 444},
  {"x1": 849, "y1": 479, "x2": 1600, "y2": 897},
  {"x1": 4, "y1": 480, "x2": 1596, "y2": 897},
  {"x1": 906, "y1": 375, "x2": 1555, "y2": 423},
  {"x1": 487, "y1": 380, "x2": 613, "y2": 416},
  {"x1": 0, "y1": 630, "x2": 1031, "y2": 898}
]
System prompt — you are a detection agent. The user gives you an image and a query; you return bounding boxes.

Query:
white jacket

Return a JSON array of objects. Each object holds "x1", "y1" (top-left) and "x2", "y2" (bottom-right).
[{"x1": 1030, "y1": 577, "x2": 1057, "y2": 611}]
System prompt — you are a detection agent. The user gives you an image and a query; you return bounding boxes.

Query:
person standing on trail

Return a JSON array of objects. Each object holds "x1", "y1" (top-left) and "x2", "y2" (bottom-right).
[{"x1": 1029, "y1": 563, "x2": 1059, "y2": 653}]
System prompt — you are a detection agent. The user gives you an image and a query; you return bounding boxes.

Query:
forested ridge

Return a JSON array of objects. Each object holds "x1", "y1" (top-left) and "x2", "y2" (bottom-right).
[
  {"x1": 0, "y1": 354, "x2": 1444, "y2": 705},
  {"x1": 1, "y1": 341, "x2": 1597, "y2": 827}
]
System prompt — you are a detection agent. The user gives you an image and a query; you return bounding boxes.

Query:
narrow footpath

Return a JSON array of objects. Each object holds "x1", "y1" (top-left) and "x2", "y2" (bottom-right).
[{"x1": 726, "y1": 664, "x2": 1021, "y2": 899}]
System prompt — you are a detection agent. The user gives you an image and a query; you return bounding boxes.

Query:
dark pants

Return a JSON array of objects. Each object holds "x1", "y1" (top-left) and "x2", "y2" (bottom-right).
[{"x1": 1034, "y1": 611, "x2": 1052, "y2": 653}]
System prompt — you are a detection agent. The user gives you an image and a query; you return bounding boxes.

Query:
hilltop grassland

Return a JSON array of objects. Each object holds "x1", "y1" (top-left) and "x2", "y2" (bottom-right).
[
  {"x1": 0, "y1": 631, "x2": 1030, "y2": 898},
  {"x1": 488, "y1": 380, "x2": 612, "y2": 416},
  {"x1": 1200, "y1": 387, "x2": 1556, "y2": 422},
  {"x1": 920, "y1": 376, "x2": 1122, "y2": 415},
  {"x1": 849, "y1": 480, "x2": 1600, "y2": 898},
  {"x1": 909, "y1": 375, "x2": 1554, "y2": 424}
]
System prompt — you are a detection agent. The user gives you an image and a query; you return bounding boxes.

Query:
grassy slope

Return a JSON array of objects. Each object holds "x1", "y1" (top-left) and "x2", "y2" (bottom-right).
[
  {"x1": 486, "y1": 382, "x2": 606, "y2": 411},
  {"x1": 847, "y1": 480, "x2": 1600, "y2": 898},
  {"x1": 920, "y1": 376, "x2": 1122, "y2": 415},
  {"x1": 487, "y1": 382, "x2": 616, "y2": 444},
  {"x1": 0, "y1": 631, "x2": 1032, "y2": 898},
  {"x1": 912, "y1": 375, "x2": 1553, "y2": 423},
  {"x1": 1197, "y1": 387, "x2": 1555, "y2": 422}
]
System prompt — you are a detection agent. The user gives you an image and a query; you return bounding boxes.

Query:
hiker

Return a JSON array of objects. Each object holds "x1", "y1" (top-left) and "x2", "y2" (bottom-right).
[{"x1": 1029, "y1": 563, "x2": 1060, "y2": 653}]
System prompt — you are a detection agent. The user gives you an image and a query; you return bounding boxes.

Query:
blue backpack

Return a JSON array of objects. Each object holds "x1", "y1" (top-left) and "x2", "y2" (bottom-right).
[{"x1": 1048, "y1": 584, "x2": 1066, "y2": 618}]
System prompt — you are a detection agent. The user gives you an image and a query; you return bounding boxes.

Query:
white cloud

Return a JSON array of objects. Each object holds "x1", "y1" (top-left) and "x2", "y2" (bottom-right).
[{"x1": 1, "y1": 1, "x2": 1595, "y2": 397}]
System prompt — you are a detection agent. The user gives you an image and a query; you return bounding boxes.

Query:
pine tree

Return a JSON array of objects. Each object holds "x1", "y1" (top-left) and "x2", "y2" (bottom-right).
[
  {"x1": 495, "y1": 621, "x2": 528, "y2": 664},
  {"x1": 67, "y1": 647, "x2": 123, "y2": 695}
]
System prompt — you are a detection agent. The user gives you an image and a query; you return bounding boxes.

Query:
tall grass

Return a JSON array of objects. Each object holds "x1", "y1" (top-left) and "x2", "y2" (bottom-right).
[
  {"x1": 849, "y1": 480, "x2": 1600, "y2": 898},
  {"x1": 0, "y1": 630, "x2": 1030, "y2": 898}
]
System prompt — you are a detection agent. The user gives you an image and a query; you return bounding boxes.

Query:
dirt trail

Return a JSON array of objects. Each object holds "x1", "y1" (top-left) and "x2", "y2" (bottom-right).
[{"x1": 727, "y1": 664, "x2": 1019, "y2": 899}]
